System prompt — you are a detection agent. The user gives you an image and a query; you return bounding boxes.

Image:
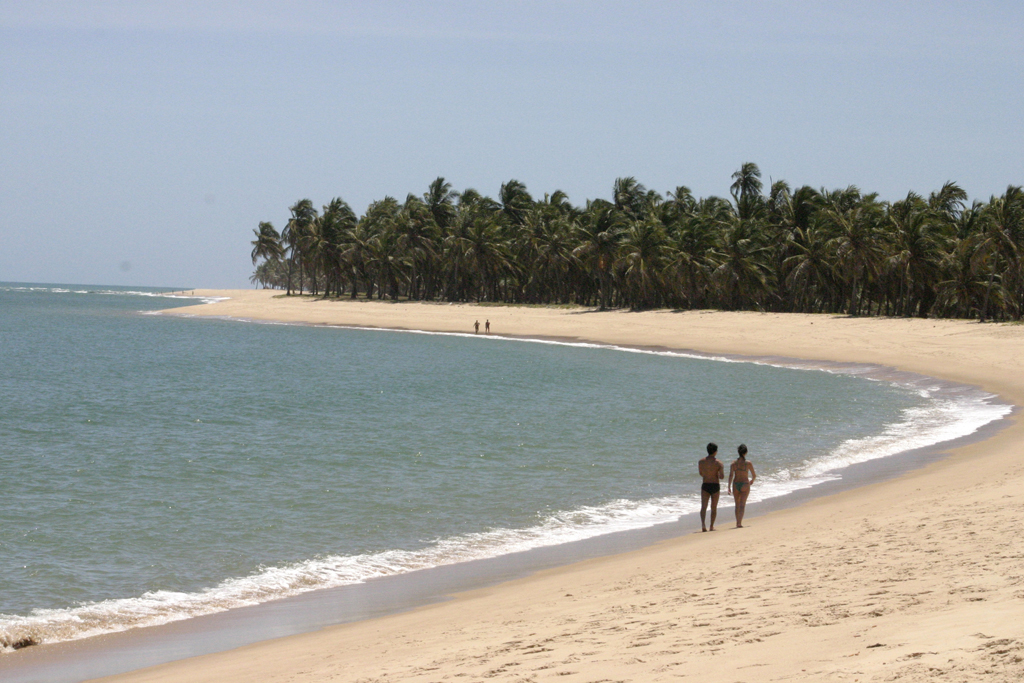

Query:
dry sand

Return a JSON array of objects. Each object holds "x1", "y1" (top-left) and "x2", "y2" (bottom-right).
[{"x1": 95, "y1": 290, "x2": 1024, "y2": 682}]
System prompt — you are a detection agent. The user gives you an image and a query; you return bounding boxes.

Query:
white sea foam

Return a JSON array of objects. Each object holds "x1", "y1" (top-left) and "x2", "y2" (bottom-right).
[
  {"x1": 0, "y1": 379, "x2": 1010, "y2": 651},
  {"x1": 141, "y1": 293, "x2": 228, "y2": 312},
  {"x1": 1, "y1": 283, "x2": 228, "y2": 308},
  {"x1": 0, "y1": 284, "x2": 215, "y2": 300},
  {"x1": 157, "y1": 293, "x2": 229, "y2": 304},
  {"x1": 1, "y1": 494, "x2": 699, "y2": 649},
  {"x1": 0, "y1": 317, "x2": 1013, "y2": 651},
  {"x1": 746, "y1": 391, "x2": 1010, "y2": 504}
]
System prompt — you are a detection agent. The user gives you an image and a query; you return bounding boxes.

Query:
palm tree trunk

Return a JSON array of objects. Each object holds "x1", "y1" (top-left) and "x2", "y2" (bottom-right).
[{"x1": 981, "y1": 269, "x2": 995, "y2": 322}]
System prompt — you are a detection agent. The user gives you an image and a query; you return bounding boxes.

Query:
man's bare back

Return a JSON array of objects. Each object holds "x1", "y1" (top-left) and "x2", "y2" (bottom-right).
[
  {"x1": 698, "y1": 443, "x2": 724, "y2": 532},
  {"x1": 699, "y1": 457, "x2": 724, "y2": 483}
]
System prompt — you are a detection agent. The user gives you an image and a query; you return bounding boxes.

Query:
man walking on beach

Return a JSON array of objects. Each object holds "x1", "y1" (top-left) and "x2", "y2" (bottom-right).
[
  {"x1": 474, "y1": 320, "x2": 480, "y2": 334},
  {"x1": 699, "y1": 443, "x2": 724, "y2": 532}
]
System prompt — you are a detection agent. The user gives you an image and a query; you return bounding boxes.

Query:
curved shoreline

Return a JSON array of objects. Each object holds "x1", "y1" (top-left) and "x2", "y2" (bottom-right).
[
  {"x1": 8, "y1": 290, "x2": 1024, "y2": 683},
  {"x1": 161, "y1": 289, "x2": 1024, "y2": 402},
  {"x1": 161, "y1": 308, "x2": 1019, "y2": 512},
  {"x1": 4, "y1": 310, "x2": 1013, "y2": 675}
]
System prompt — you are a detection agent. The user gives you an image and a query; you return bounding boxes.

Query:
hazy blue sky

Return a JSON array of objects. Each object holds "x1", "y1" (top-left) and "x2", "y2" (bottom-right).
[{"x1": 2, "y1": 1, "x2": 1022, "y2": 288}]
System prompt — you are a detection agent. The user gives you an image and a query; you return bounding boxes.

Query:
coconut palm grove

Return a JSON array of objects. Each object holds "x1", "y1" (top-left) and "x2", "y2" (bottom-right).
[{"x1": 250, "y1": 163, "x2": 1024, "y2": 321}]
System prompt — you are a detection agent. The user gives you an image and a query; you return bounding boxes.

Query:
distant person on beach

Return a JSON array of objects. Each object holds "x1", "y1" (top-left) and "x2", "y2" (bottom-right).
[
  {"x1": 728, "y1": 444, "x2": 756, "y2": 528},
  {"x1": 698, "y1": 443, "x2": 724, "y2": 532},
  {"x1": 474, "y1": 320, "x2": 480, "y2": 334},
  {"x1": 485, "y1": 319, "x2": 490, "y2": 334}
]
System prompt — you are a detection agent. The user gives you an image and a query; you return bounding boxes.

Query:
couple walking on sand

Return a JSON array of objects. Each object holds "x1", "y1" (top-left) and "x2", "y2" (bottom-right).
[{"x1": 698, "y1": 442, "x2": 756, "y2": 532}]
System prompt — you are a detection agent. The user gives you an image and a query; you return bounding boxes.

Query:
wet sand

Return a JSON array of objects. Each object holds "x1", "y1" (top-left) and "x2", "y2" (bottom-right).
[{"x1": 76, "y1": 291, "x2": 1024, "y2": 681}]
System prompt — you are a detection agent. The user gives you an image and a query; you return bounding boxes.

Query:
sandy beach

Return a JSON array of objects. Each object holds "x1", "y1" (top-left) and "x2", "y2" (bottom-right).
[{"x1": 93, "y1": 290, "x2": 1024, "y2": 682}]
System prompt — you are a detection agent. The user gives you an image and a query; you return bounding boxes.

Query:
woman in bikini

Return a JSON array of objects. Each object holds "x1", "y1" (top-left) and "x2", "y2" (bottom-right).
[{"x1": 728, "y1": 444, "x2": 756, "y2": 528}]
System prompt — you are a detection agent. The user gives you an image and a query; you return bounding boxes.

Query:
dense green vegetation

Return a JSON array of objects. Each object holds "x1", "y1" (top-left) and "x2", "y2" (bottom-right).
[{"x1": 250, "y1": 163, "x2": 1024, "y2": 321}]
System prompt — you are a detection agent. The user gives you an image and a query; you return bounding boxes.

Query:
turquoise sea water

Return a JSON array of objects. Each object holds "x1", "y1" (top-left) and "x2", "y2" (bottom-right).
[{"x1": 0, "y1": 283, "x2": 1010, "y2": 648}]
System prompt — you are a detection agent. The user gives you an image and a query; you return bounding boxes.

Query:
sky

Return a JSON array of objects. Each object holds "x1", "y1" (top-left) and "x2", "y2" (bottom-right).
[{"x1": 1, "y1": 1, "x2": 1022, "y2": 289}]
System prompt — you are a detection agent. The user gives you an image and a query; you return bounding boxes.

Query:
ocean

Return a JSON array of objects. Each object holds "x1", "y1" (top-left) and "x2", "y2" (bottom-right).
[{"x1": 0, "y1": 283, "x2": 1011, "y2": 651}]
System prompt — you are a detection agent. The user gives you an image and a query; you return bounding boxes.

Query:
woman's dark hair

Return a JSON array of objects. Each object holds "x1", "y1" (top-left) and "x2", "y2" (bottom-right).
[
  {"x1": 707, "y1": 442, "x2": 718, "y2": 455},
  {"x1": 738, "y1": 444, "x2": 748, "y2": 457}
]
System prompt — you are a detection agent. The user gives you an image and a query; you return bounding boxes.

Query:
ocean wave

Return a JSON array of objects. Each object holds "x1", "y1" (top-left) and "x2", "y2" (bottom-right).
[
  {"x1": 0, "y1": 283, "x2": 226, "y2": 306},
  {"x1": 0, "y1": 381, "x2": 1010, "y2": 651},
  {"x1": 747, "y1": 390, "x2": 1010, "y2": 503},
  {"x1": 2, "y1": 284, "x2": 188, "y2": 297},
  {"x1": 0, "y1": 495, "x2": 700, "y2": 650},
  {"x1": 156, "y1": 294, "x2": 229, "y2": 304},
  {"x1": 0, "y1": 320, "x2": 1013, "y2": 651}
]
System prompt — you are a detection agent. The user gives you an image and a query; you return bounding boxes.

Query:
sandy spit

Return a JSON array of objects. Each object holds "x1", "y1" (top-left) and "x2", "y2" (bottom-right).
[{"x1": 96, "y1": 290, "x2": 1024, "y2": 682}]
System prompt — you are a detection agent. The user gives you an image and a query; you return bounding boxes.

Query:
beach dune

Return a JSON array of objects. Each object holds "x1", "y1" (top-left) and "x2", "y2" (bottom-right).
[{"x1": 94, "y1": 290, "x2": 1024, "y2": 682}]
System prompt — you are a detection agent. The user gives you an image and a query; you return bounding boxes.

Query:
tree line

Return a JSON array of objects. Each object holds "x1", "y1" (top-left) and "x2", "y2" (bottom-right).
[{"x1": 250, "y1": 163, "x2": 1024, "y2": 321}]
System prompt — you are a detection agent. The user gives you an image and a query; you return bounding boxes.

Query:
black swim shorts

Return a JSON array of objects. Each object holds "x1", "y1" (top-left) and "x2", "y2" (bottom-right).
[{"x1": 701, "y1": 482, "x2": 720, "y2": 494}]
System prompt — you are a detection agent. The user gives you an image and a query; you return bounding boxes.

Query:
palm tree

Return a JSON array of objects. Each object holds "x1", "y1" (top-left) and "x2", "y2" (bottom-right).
[
  {"x1": 499, "y1": 179, "x2": 533, "y2": 228},
  {"x1": 662, "y1": 205, "x2": 719, "y2": 309},
  {"x1": 935, "y1": 237, "x2": 992, "y2": 319},
  {"x1": 998, "y1": 186, "x2": 1024, "y2": 319},
  {"x1": 975, "y1": 186, "x2": 1024, "y2": 320},
  {"x1": 784, "y1": 226, "x2": 839, "y2": 313},
  {"x1": 514, "y1": 198, "x2": 575, "y2": 304},
  {"x1": 366, "y1": 229, "x2": 406, "y2": 300},
  {"x1": 395, "y1": 194, "x2": 438, "y2": 300},
  {"x1": 424, "y1": 177, "x2": 458, "y2": 231},
  {"x1": 282, "y1": 199, "x2": 317, "y2": 295},
  {"x1": 316, "y1": 197, "x2": 359, "y2": 297},
  {"x1": 663, "y1": 186, "x2": 696, "y2": 219},
  {"x1": 613, "y1": 177, "x2": 650, "y2": 220},
  {"x1": 730, "y1": 162, "x2": 764, "y2": 221},
  {"x1": 617, "y1": 218, "x2": 666, "y2": 310},
  {"x1": 463, "y1": 214, "x2": 512, "y2": 302},
  {"x1": 764, "y1": 181, "x2": 819, "y2": 311},
  {"x1": 574, "y1": 200, "x2": 624, "y2": 309},
  {"x1": 883, "y1": 193, "x2": 948, "y2": 316},
  {"x1": 711, "y1": 215, "x2": 772, "y2": 311},
  {"x1": 354, "y1": 197, "x2": 400, "y2": 299},
  {"x1": 819, "y1": 189, "x2": 884, "y2": 315},
  {"x1": 251, "y1": 221, "x2": 283, "y2": 266},
  {"x1": 929, "y1": 181, "x2": 968, "y2": 223},
  {"x1": 437, "y1": 189, "x2": 506, "y2": 301},
  {"x1": 252, "y1": 171, "x2": 1016, "y2": 319},
  {"x1": 249, "y1": 255, "x2": 288, "y2": 289}
]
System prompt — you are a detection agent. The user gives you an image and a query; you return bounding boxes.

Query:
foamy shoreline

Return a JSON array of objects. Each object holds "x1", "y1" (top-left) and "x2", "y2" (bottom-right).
[
  {"x1": 4, "y1": 300, "x2": 1012, "y2": 676},
  {"x1": 158, "y1": 309, "x2": 1019, "y2": 535},
  {"x1": 24, "y1": 290, "x2": 1024, "y2": 682}
]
